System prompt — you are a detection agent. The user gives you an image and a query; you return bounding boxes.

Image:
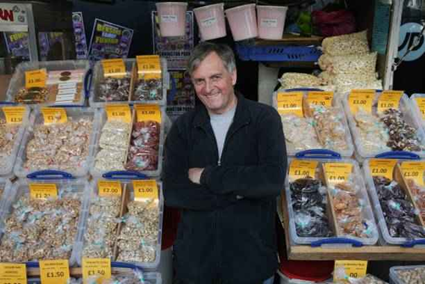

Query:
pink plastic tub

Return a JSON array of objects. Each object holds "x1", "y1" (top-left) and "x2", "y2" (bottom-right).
[
  {"x1": 225, "y1": 4, "x2": 258, "y2": 41},
  {"x1": 194, "y1": 3, "x2": 226, "y2": 41},
  {"x1": 156, "y1": 2, "x2": 188, "y2": 37},
  {"x1": 257, "y1": 5, "x2": 288, "y2": 40}
]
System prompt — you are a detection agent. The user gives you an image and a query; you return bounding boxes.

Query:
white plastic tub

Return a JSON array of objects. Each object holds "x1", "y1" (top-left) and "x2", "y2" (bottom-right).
[
  {"x1": 257, "y1": 5, "x2": 288, "y2": 40},
  {"x1": 225, "y1": 4, "x2": 258, "y2": 41},
  {"x1": 156, "y1": 2, "x2": 188, "y2": 37},
  {"x1": 194, "y1": 3, "x2": 226, "y2": 41}
]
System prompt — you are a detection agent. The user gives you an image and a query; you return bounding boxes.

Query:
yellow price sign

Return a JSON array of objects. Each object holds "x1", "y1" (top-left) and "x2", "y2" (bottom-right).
[
  {"x1": 98, "y1": 181, "x2": 122, "y2": 197},
  {"x1": 276, "y1": 92, "x2": 303, "y2": 117},
  {"x1": 135, "y1": 104, "x2": 161, "y2": 123},
  {"x1": 39, "y1": 259, "x2": 70, "y2": 284},
  {"x1": 102, "y1": 59, "x2": 126, "y2": 78},
  {"x1": 415, "y1": 97, "x2": 425, "y2": 120},
  {"x1": 334, "y1": 260, "x2": 368, "y2": 282},
  {"x1": 368, "y1": 159, "x2": 397, "y2": 180},
  {"x1": 306, "y1": 91, "x2": 334, "y2": 107},
  {"x1": 2, "y1": 106, "x2": 26, "y2": 124},
  {"x1": 25, "y1": 69, "x2": 47, "y2": 89},
  {"x1": 105, "y1": 104, "x2": 132, "y2": 123},
  {"x1": 289, "y1": 160, "x2": 318, "y2": 180},
  {"x1": 400, "y1": 161, "x2": 425, "y2": 186},
  {"x1": 41, "y1": 108, "x2": 68, "y2": 124},
  {"x1": 29, "y1": 183, "x2": 58, "y2": 200},
  {"x1": 82, "y1": 258, "x2": 111, "y2": 284},
  {"x1": 377, "y1": 91, "x2": 403, "y2": 114},
  {"x1": 0, "y1": 263, "x2": 27, "y2": 284},
  {"x1": 324, "y1": 163, "x2": 353, "y2": 185},
  {"x1": 348, "y1": 90, "x2": 374, "y2": 114},
  {"x1": 137, "y1": 55, "x2": 162, "y2": 80},
  {"x1": 133, "y1": 180, "x2": 159, "y2": 201}
]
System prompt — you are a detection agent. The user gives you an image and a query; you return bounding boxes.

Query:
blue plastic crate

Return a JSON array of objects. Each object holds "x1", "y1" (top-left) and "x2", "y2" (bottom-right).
[{"x1": 236, "y1": 44, "x2": 322, "y2": 62}]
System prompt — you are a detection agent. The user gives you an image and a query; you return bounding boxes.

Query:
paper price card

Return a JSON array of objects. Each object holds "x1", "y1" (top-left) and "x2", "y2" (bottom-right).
[
  {"x1": 0, "y1": 263, "x2": 27, "y2": 284},
  {"x1": 135, "y1": 104, "x2": 161, "y2": 123},
  {"x1": 333, "y1": 260, "x2": 368, "y2": 282},
  {"x1": 368, "y1": 159, "x2": 397, "y2": 180},
  {"x1": 289, "y1": 160, "x2": 318, "y2": 181},
  {"x1": 25, "y1": 69, "x2": 47, "y2": 89},
  {"x1": 102, "y1": 59, "x2": 126, "y2": 78},
  {"x1": 82, "y1": 258, "x2": 111, "y2": 284},
  {"x1": 98, "y1": 181, "x2": 122, "y2": 197},
  {"x1": 306, "y1": 91, "x2": 334, "y2": 107},
  {"x1": 133, "y1": 180, "x2": 159, "y2": 201},
  {"x1": 377, "y1": 90, "x2": 403, "y2": 114},
  {"x1": 106, "y1": 104, "x2": 131, "y2": 123},
  {"x1": 136, "y1": 55, "x2": 162, "y2": 80},
  {"x1": 401, "y1": 161, "x2": 425, "y2": 186},
  {"x1": 41, "y1": 108, "x2": 68, "y2": 124},
  {"x1": 415, "y1": 97, "x2": 425, "y2": 120},
  {"x1": 324, "y1": 163, "x2": 353, "y2": 185},
  {"x1": 348, "y1": 90, "x2": 374, "y2": 114},
  {"x1": 2, "y1": 106, "x2": 25, "y2": 124},
  {"x1": 29, "y1": 183, "x2": 58, "y2": 200},
  {"x1": 276, "y1": 92, "x2": 303, "y2": 117},
  {"x1": 39, "y1": 259, "x2": 70, "y2": 284}
]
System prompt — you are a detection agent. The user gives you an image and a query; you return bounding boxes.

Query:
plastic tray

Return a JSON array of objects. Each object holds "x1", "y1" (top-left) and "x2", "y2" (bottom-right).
[
  {"x1": 0, "y1": 105, "x2": 30, "y2": 176},
  {"x1": 0, "y1": 177, "x2": 13, "y2": 219},
  {"x1": 363, "y1": 158, "x2": 425, "y2": 247},
  {"x1": 410, "y1": 93, "x2": 425, "y2": 131},
  {"x1": 389, "y1": 265, "x2": 425, "y2": 284},
  {"x1": 4, "y1": 60, "x2": 91, "y2": 107},
  {"x1": 236, "y1": 44, "x2": 322, "y2": 62},
  {"x1": 13, "y1": 107, "x2": 100, "y2": 179},
  {"x1": 89, "y1": 58, "x2": 169, "y2": 108},
  {"x1": 0, "y1": 178, "x2": 90, "y2": 265},
  {"x1": 285, "y1": 154, "x2": 379, "y2": 247},
  {"x1": 342, "y1": 91, "x2": 425, "y2": 161},
  {"x1": 273, "y1": 89, "x2": 354, "y2": 158},
  {"x1": 90, "y1": 106, "x2": 165, "y2": 179}
]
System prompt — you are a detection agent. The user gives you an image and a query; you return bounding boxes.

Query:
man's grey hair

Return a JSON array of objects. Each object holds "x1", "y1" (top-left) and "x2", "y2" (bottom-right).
[{"x1": 187, "y1": 42, "x2": 236, "y2": 76}]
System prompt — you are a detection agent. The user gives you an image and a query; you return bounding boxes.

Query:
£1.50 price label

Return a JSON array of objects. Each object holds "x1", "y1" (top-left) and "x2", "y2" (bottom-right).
[
  {"x1": 0, "y1": 263, "x2": 27, "y2": 284},
  {"x1": 276, "y1": 92, "x2": 303, "y2": 117},
  {"x1": 105, "y1": 104, "x2": 132, "y2": 124},
  {"x1": 133, "y1": 180, "x2": 159, "y2": 201},
  {"x1": 306, "y1": 91, "x2": 334, "y2": 107},
  {"x1": 82, "y1": 258, "x2": 111, "y2": 284},
  {"x1": 136, "y1": 55, "x2": 162, "y2": 80},
  {"x1": 324, "y1": 163, "x2": 353, "y2": 185},
  {"x1": 377, "y1": 90, "x2": 403, "y2": 114},
  {"x1": 415, "y1": 97, "x2": 425, "y2": 120},
  {"x1": 39, "y1": 260, "x2": 70, "y2": 284},
  {"x1": 2, "y1": 106, "x2": 26, "y2": 124},
  {"x1": 41, "y1": 108, "x2": 68, "y2": 125},
  {"x1": 400, "y1": 161, "x2": 425, "y2": 186},
  {"x1": 29, "y1": 183, "x2": 58, "y2": 200},
  {"x1": 348, "y1": 90, "x2": 374, "y2": 114},
  {"x1": 102, "y1": 59, "x2": 126, "y2": 78},
  {"x1": 368, "y1": 159, "x2": 397, "y2": 180},
  {"x1": 289, "y1": 160, "x2": 318, "y2": 181},
  {"x1": 25, "y1": 69, "x2": 47, "y2": 89},
  {"x1": 135, "y1": 104, "x2": 161, "y2": 123},
  {"x1": 98, "y1": 181, "x2": 122, "y2": 197}
]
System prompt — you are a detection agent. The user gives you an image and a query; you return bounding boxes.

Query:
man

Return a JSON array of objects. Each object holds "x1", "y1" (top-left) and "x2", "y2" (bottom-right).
[{"x1": 163, "y1": 42, "x2": 287, "y2": 284}]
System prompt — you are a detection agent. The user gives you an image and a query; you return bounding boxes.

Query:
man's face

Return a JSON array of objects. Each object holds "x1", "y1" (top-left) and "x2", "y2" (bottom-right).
[{"x1": 191, "y1": 52, "x2": 237, "y2": 115}]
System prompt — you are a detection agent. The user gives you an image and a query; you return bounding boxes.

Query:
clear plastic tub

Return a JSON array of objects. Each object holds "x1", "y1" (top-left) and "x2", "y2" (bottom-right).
[
  {"x1": 90, "y1": 106, "x2": 165, "y2": 179},
  {"x1": 13, "y1": 107, "x2": 100, "y2": 178},
  {"x1": 225, "y1": 4, "x2": 258, "y2": 41},
  {"x1": 410, "y1": 93, "x2": 425, "y2": 131},
  {"x1": 342, "y1": 91, "x2": 425, "y2": 161},
  {"x1": 389, "y1": 265, "x2": 425, "y2": 284},
  {"x1": 193, "y1": 3, "x2": 227, "y2": 41},
  {"x1": 273, "y1": 89, "x2": 354, "y2": 158},
  {"x1": 4, "y1": 60, "x2": 90, "y2": 107},
  {"x1": 0, "y1": 178, "x2": 90, "y2": 265},
  {"x1": 89, "y1": 59, "x2": 169, "y2": 107},
  {"x1": 0, "y1": 105, "x2": 30, "y2": 176},
  {"x1": 285, "y1": 156, "x2": 379, "y2": 247}
]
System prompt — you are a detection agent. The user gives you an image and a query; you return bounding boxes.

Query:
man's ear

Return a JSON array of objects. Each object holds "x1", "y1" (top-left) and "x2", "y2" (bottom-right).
[{"x1": 231, "y1": 69, "x2": 237, "y2": 86}]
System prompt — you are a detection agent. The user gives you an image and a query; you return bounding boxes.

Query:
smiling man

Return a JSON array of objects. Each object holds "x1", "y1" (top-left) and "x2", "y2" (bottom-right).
[{"x1": 163, "y1": 42, "x2": 287, "y2": 284}]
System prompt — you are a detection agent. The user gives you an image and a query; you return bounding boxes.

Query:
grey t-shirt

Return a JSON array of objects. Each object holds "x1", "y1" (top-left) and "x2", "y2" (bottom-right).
[{"x1": 210, "y1": 105, "x2": 236, "y2": 162}]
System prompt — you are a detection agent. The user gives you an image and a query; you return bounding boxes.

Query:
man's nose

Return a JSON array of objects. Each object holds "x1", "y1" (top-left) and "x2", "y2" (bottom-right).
[{"x1": 204, "y1": 80, "x2": 212, "y2": 93}]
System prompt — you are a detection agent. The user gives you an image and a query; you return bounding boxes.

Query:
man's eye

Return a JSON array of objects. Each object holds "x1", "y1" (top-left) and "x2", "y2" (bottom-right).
[{"x1": 212, "y1": 76, "x2": 221, "y2": 81}]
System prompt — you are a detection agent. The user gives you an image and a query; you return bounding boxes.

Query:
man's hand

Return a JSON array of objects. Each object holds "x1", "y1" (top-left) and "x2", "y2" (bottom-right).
[{"x1": 188, "y1": 168, "x2": 204, "y2": 184}]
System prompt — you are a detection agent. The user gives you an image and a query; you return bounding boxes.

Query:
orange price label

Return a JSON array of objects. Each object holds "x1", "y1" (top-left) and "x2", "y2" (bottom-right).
[
  {"x1": 334, "y1": 260, "x2": 368, "y2": 282},
  {"x1": 377, "y1": 91, "x2": 403, "y2": 113},
  {"x1": 368, "y1": 159, "x2": 397, "y2": 180},
  {"x1": 133, "y1": 180, "x2": 159, "y2": 201},
  {"x1": 29, "y1": 183, "x2": 58, "y2": 200},
  {"x1": 306, "y1": 91, "x2": 334, "y2": 107},
  {"x1": 82, "y1": 258, "x2": 111, "y2": 284},
  {"x1": 102, "y1": 59, "x2": 126, "y2": 78},
  {"x1": 348, "y1": 90, "x2": 374, "y2": 114},
  {"x1": 137, "y1": 55, "x2": 162, "y2": 80},
  {"x1": 289, "y1": 160, "x2": 318, "y2": 181},
  {"x1": 135, "y1": 104, "x2": 161, "y2": 123},
  {"x1": 2, "y1": 106, "x2": 26, "y2": 124},
  {"x1": 41, "y1": 108, "x2": 68, "y2": 124},
  {"x1": 276, "y1": 92, "x2": 303, "y2": 117},
  {"x1": 0, "y1": 263, "x2": 27, "y2": 284},
  {"x1": 39, "y1": 259, "x2": 70, "y2": 284},
  {"x1": 98, "y1": 181, "x2": 122, "y2": 197},
  {"x1": 25, "y1": 69, "x2": 47, "y2": 89},
  {"x1": 400, "y1": 161, "x2": 425, "y2": 186},
  {"x1": 105, "y1": 104, "x2": 132, "y2": 123},
  {"x1": 324, "y1": 163, "x2": 353, "y2": 185},
  {"x1": 414, "y1": 97, "x2": 425, "y2": 120}
]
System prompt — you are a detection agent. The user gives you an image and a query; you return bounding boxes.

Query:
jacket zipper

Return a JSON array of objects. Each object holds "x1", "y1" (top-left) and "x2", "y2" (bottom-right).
[{"x1": 220, "y1": 121, "x2": 249, "y2": 165}]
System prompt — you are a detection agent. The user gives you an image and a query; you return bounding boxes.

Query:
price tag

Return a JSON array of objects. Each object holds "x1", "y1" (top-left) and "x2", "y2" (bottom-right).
[
  {"x1": 400, "y1": 161, "x2": 425, "y2": 186},
  {"x1": 136, "y1": 55, "x2": 162, "y2": 80},
  {"x1": 135, "y1": 104, "x2": 161, "y2": 123},
  {"x1": 333, "y1": 260, "x2": 368, "y2": 282},
  {"x1": 348, "y1": 90, "x2": 374, "y2": 114},
  {"x1": 0, "y1": 263, "x2": 27, "y2": 284},
  {"x1": 306, "y1": 91, "x2": 334, "y2": 107},
  {"x1": 29, "y1": 183, "x2": 58, "y2": 200},
  {"x1": 289, "y1": 160, "x2": 318, "y2": 180},
  {"x1": 39, "y1": 259, "x2": 70, "y2": 284},
  {"x1": 324, "y1": 163, "x2": 353, "y2": 185},
  {"x1": 414, "y1": 97, "x2": 425, "y2": 120},
  {"x1": 25, "y1": 69, "x2": 47, "y2": 88},
  {"x1": 102, "y1": 59, "x2": 126, "y2": 78},
  {"x1": 133, "y1": 180, "x2": 159, "y2": 201},
  {"x1": 41, "y1": 108, "x2": 68, "y2": 124},
  {"x1": 82, "y1": 258, "x2": 111, "y2": 283},
  {"x1": 2, "y1": 106, "x2": 26, "y2": 124},
  {"x1": 377, "y1": 90, "x2": 403, "y2": 113},
  {"x1": 98, "y1": 181, "x2": 122, "y2": 197},
  {"x1": 106, "y1": 104, "x2": 132, "y2": 123},
  {"x1": 368, "y1": 159, "x2": 397, "y2": 180},
  {"x1": 276, "y1": 92, "x2": 303, "y2": 117}
]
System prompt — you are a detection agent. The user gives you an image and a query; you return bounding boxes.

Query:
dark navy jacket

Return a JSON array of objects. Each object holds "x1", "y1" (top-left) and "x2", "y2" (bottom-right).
[{"x1": 163, "y1": 93, "x2": 287, "y2": 284}]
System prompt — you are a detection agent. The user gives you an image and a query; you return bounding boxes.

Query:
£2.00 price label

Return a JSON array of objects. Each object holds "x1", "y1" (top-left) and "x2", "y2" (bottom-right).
[
  {"x1": 136, "y1": 55, "x2": 162, "y2": 80},
  {"x1": 348, "y1": 90, "x2": 374, "y2": 114},
  {"x1": 133, "y1": 180, "x2": 159, "y2": 201},
  {"x1": 0, "y1": 263, "x2": 27, "y2": 284},
  {"x1": 41, "y1": 108, "x2": 68, "y2": 124},
  {"x1": 29, "y1": 183, "x2": 58, "y2": 200},
  {"x1": 39, "y1": 259, "x2": 70, "y2": 284},
  {"x1": 135, "y1": 104, "x2": 161, "y2": 123},
  {"x1": 306, "y1": 91, "x2": 333, "y2": 107},
  {"x1": 98, "y1": 181, "x2": 122, "y2": 197},
  {"x1": 106, "y1": 104, "x2": 132, "y2": 124},
  {"x1": 276, "y1": 92, "x2": 303, "y2": 117},
  {"x1": 401, "y1": 161, "x2": 425, "y2": 186},
  {"x1": 2, "y1": 106, "x2": 26, "y2": 124},
  {"x1": 324, "y1": 163, "x2": 353, "y2": 185},
  {"x1": 102, "y1": 59, "x2": 126, "y2": 78},
  {"x1": 25, "y1": 69, "x2": 47, "y2": 89},
  {"x1": 82, "y1": 258, "x2": 111, "y2": 283},
  {"x1": 289, "y1": 160, "x2": 318, "y2": 181},
  {"x1": 333, "y1": 260, "x2": 368, "y2": 282},
  {"x1": 415, "y1": 97, "x2": 425, "y2": 120},
  {"x1": 369, "y1": 159, "x2": 397, "y2": 180},
  {"x1": 377, "y1": 90, "x2": 403, "y2": 114}
]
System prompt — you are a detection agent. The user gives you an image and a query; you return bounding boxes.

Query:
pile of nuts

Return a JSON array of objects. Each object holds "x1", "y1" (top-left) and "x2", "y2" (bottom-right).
[
  {"x1": 97, "y1": 76, "x2": 131, "y2": 102},
  {"x1": 0, "y1": 119, "x2": 20, "y2": 169},
  {"x1": 395, "y1": 267, "x2": 425, "y2": 283}
]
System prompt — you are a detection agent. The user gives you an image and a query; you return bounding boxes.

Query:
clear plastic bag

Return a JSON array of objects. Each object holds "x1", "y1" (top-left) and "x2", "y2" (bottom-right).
[
  {"x1": 279, "y1": 72, "x2": 323, "y2": 89},
  {"x1": 280, "y1": 114, "x2": 321, "y2": 152},
  {"x1": 322, "y1": 30, "x2": 370, "y2": 56},
  {"x1": 354, "y1": 109, "x2": 390, "y2": 154},
  {"x1": 318, "y1": 52, "x2": 377, "y2": 76}
]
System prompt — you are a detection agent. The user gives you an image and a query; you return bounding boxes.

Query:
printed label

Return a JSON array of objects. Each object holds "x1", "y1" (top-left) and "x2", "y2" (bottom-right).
[
  {"x1": 25, "y1": 69, "x2": 47, "y2": 88},
  {"x1": 0, "y1": 263, "x2": 26, "y2": 284},
  {"x1": 82, "y1": 258, "x2": 111, "y2": 284},
  {"x1": 377, "y1": 90, "x2": 403, "y2": 113},
  {"x1": 260, "y1": 18, "x2": 278, "y2": 28},
  {"x1": 289, "y1": 160, "x2": 318, "y2": 180},
  {"x1": 102, "y1": 59, "x2": 126, "y2": 78},
  {"x1": 307, "y1": 91, "x2": 334, "y2": 107},
  {"x1": 135, "y1": 104, "x2": 161, "y2": 123},
  {"x1": 2, "y1": 106, "x2": 25, "y2": 124},
  {"x1": 324, "y1": 163, "x2": 353, "y2": 185},
  {"x1": 348, "y1": 90, "x2": 374, "y2": 114},
  {"x1": 137, "y1": 55, "x2": 162, "y2": 80},
  {"x1": 161, "y1": 15, "x2": 178, "y2": 23},
  {"x1": 201, "y1": 17, "x2": 217, "y2": 27},
  {"x1": 105, "y1": 104, "x2": 132, "y2": 124},
  {"x1": 29, "y1": 183, "x2": 58, "y2": 200},
  {"x1": 98, "y1": 181, "x2": 122, "y2": 197},
  {"x1": 333, "y1": 260, "x2": 368, "y2": 282},
  {"x1": 368, "y1": 159, "x2": 397, "y2": 180},
  {"x1": 133, "y1": 180, "x2": 159, "y2": 201},
  {"x1": 39, "y1": 259, "x2": 70, "y2": 284},
  {"x1": 400, "y1": 161, "x2": 425, "y2": 186},
  {"x1": 276, "y1": 92, "x2": 303, "y2": 117},
  {"x1": 41, "y1": 108, "x2": 68, "y2": 124},
  {"x1": 415, "y1": 97, "x2": 425, "y2": 120}
]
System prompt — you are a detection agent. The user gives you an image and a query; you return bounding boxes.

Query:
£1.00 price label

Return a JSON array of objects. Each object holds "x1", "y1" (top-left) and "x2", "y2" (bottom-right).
[
  {"x1": 39, "y1": 260, "x2": 70, "y2": 284},
  {"x1": 0, "y1": 263, "x2": 27, "y2": 284},
  {"x1": 136, "y1": 55, "x2": 162, "y2": 80},
  {"x1": 25, "y1": 69, "x2": 47, "y2": 89},
  {"x1": 133, "y1": 180, "x2": 159, "y2": 201},
  {"x1": 306, "y1": 91, "x2": 334, "y2": 107},
  {"x1": 415, "y1": 97, "x2": 425, "y2": 120},
  {"x1": 348, "y1": 90, "x2": 374, "y2": 114},
  {"x1": 106, "y1": 104, "x2": 132, "y2": 124},
  {"x1": 289, "y1": 160, "x2": 318, "y2": 181},
  {"x1": 333, "y1": 260, "x2": 368, "y2": 282},
  {"x1": 377, "y1": 91, "x2": 403, "y2": 114},
  {"x1": 102, "y1": 59, "x2": 126, "y2": 78},
  {"x1": 324, "y1": 163, "x2": 353, "y2": 185},
  {"x1": 2, "y1": 106, "x2": 26, "y2": 124},
  {"x1": 82, "y1": 258, "x2": 111, "y2": 284},
  {"x1": 29, "y1": 183, "x2": 58, "y2": 200},
  {"x1": 276, "y1": 92, "x2": 303, "y2": 117},
  {"x1": 41, "y1": 108, "x2": 68, "y2": 125},
  {"x1": 400, "y1": 161, "x2": 425, "y2": 186},
  {"x1": 98, "y1": 181, "x2": 122, "y2": 197},
  {"x1": 135, "y1": 104, "x2": 161, "y2": 123},
  {"x1": 369, "y1": 159, "x2": 397, "y2": 180}
]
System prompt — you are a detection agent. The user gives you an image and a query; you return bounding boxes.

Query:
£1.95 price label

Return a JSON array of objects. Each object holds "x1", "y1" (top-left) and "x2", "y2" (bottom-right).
[
  {"x1": 2, "y1": 106, "x2": 26, "y2": 124},
  {"x1": 0, "y1": 263, "x2": 27, "y2": 284},
  {"x1": 39, "y1": 260, "x2": 70, "y2": 284},
  {"x1": 276, "y1": 92, "x2": 303, "y2": 117},
  {"x1": 135, "y1": 104, "x2": 161, "y2": 123},
  {"x1": 377, "y1": 90, "x2": 403, "y2": 114},
  {"x1": 102, "y1": 59, "x2": 126, "y2": 78},
  {"x1": 29, "y1": 183, "x2": 58, "y2": 200},
  {"x1": 41, "y1": 108, "x2": 68, "y2": 125},
  {"x1": 323, "y1": 163, "x2": 353, "y2": 185},
  {"x1": 82, "y1": 258, "x2": 111, "y2": 283},
  {"x1": 25, "y1": 69, "x2": 47, "y2": 89},
  {"x1": 348, "y1": 90, "x2": 374, "y2": 114},
  {"x1": 98, "y1": 181, "x2": 122, "y2": 197},
  {"x1": 289, "y1": 160, "x2": 318, "y2": 181},
  {"x1": 133, "y1": 180, "x2": 159, "y2": 201},
  {"x1": 368, "y1": 159, "x2": 397, "y2": 180},
  {"x1": 106, "y1": 104, "x2": 132, "y2": 124},
  {"x1": 136, "y1": 55, "x2": 162, "y2": 80}
]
